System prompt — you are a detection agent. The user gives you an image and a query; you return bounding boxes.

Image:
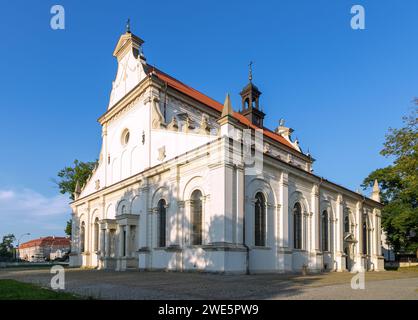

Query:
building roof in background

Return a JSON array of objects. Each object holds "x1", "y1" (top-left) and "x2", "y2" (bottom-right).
[{"x1": 19, "y1": 236, "x2": 70, "y2": 249}]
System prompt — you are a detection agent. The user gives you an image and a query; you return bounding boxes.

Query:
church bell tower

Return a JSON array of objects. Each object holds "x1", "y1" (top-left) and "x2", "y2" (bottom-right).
[{"x1": 239, "y1": 62, "x2": 265, "y2": 127}]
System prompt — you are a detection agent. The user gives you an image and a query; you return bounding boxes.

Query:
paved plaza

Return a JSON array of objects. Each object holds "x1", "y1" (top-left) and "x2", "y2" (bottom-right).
[{"x1": 0, "y1": 267, "x2": 417, "y2": 300}]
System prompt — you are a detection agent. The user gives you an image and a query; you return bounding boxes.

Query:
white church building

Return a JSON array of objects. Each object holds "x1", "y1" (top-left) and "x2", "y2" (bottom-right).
[{"x1": 69, "y1": 26, "x2": 385, "y2": 273}]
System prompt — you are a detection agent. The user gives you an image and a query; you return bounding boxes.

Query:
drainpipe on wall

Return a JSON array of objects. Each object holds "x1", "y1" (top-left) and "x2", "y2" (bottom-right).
[
  {"x1": 318, "y1": 177, "x2": 323, "y2": 271},
  {"x1": 242, "y1": 213, "x2": 250, "y2": 275},
  {"x1": 242, "y1": 172, "x2": 250, "y2": 275}
]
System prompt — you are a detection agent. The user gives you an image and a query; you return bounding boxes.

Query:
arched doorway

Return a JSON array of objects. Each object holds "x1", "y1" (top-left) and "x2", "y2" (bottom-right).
[{"x1": 343, "y1": 209, "x2": 355, "y2": 271}]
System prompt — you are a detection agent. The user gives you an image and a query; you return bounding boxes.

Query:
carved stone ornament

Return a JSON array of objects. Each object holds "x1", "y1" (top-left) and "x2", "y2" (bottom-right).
[
  {"x1": 199, "y1": 114, "x2": 210, "y2": 135},
  {"x1": 151, "y1": 97, "x2": 165, "y2": 129},
  {"x1": 158, "y1": 146, "x2": 166, "y2": 161},
  {"x1": 167, "y1": 116, "x2": 179, "y2": 131},
  {"x1": 264, "y1": 143, "x2": 271, "y2": 154}
]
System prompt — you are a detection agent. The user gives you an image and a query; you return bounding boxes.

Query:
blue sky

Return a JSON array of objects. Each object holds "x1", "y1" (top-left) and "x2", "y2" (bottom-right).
[{"x1": 0, "y1": 0, "x2": 417, "y2": 241}]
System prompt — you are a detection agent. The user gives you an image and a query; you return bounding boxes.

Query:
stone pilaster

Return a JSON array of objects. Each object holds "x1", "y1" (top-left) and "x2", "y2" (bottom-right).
[
  {"x1": 105, "y1": 229, "x2": 110, "y2": 257},
  {"x1": 137, "y1": 186, "x2": 150, "y2": 270},
  {"x1": 125, "y1": 225, "x2": 131, "y2": 257},
  {"x1": 371, "y1": 209, "x2": 385, "y2": 271},
  {"x1": 335, "y1": 194, "x2": 346, "y2": 271},
  {"x1": 278, "y1": 171, "x2": 292, "y2": 272},
  {"x1": 311, "y1": 184, "x2": 320, "y2": 252},
  {"x1": 309, "y1": 184, "x2": 322, "y2": 271},
  {"x1": 236, "y1": 165, "x2": 245, "y2": 245},
  {"x1": 353, "y1": 201, "x2": 364, "y2": 272}
]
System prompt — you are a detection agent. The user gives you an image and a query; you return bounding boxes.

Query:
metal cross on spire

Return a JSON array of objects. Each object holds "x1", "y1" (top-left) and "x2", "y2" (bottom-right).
[
  {"x1": 126, "y1": 18, "x2": 131, "y2": 33},
  {"x1": 248, "y1": 61, "x2": 253, "y2": 82}
]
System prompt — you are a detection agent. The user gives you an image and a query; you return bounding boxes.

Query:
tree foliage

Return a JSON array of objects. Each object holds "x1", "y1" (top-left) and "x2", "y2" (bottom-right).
[
  {"x1": 56, "y1": 159, "x2": 97, "y2": 238},
  {"x1": 65, "y1": 219, "x2": 72, "y2": 237},
  {"x1": 362, "y1": 104, "x2": 418, "y2": 254},
  {"x1": 56, "y1": 159, "x2": 97, "y2": 201},
  {"x1": 0, "y1": 234, "x2": 16, "y2": 260}
]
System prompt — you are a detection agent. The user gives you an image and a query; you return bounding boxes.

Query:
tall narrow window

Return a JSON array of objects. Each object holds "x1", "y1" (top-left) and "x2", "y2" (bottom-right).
[
  {"x1": 80, "y1": 221, "x2": 86, "y2": 253},
  {"x1": 344, "y1": 214, "x2": 350, "y2": 233},
  {"x1": 254, "y1": 192, "x2": 266, "y2": 246},
  {"x1": 158, "y1": 199, "x2": 167, "y2": 247},
  {"x1": 191, "y1": 190, "x2": 203, "y2": 245},
  {"x1": 362, "y1": 220, "x2": 368, "y2": 255},
  {"x1": 122, "y1": 227, "x2": 127, "y2": 257},
  {"x1": 293, "y1": 203, "x2": 302, "y2": 249},
  {"x1": 94, "y1": 218, "x2": 99, "y2": 252},
  {"x1": 321, "y1": 210, "x2": 329, "y2": 252}
]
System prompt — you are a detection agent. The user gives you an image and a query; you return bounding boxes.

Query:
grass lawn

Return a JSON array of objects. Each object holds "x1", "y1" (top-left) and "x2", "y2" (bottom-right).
[
  {"x1": 0, "y1": 279, "x2": 79, "y2": 300},
  {"x1": 396, "y1": 266, "x2": 418, "y2": 272}
]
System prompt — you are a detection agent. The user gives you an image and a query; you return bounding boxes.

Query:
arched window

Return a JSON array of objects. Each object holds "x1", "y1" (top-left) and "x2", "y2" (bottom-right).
[
  {"x1": 344, "y1": 214, "x2": 350, "y2": 233},
  {"x1": 293, "y1": 203, "x2": 302, "y2": 249},
  {"x1": 244, "y1": 98, "x2": 250, "y2": 109},
  {"x1": 321, "y1": 210, "x2": 329, "y2": 252},
  {"x1": 254, "y1": 192, "x2": 266, "y2": 246},
  {"x1": 80, "y1": 221, "x2": 86, "y2": 253},
  {"x1": 362, "y1": 220, "x2": 368, "y2": 255},
  {"x1": 94, "y1": 218, "x2": 99, "y2": 252},
  {"x1": 191, "y1": 190, "x2": 203, "y2": 245},
  {"x1": 158, "y1": 199, "x2": 167, "y2": 247},
  {"x1": 121, "y1": 205, "x2": 126, "y2": 215}
]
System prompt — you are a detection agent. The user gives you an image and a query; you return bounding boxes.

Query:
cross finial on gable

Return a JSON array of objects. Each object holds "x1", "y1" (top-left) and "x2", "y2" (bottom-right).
[{"x1": 126, "y1": 18, "x2": 131, "y2": 33}]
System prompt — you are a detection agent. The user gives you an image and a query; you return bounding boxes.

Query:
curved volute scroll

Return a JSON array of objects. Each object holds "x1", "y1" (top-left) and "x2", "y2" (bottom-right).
[{"x1": 151, "y1": 96, "x2": 165, "y2": 129}]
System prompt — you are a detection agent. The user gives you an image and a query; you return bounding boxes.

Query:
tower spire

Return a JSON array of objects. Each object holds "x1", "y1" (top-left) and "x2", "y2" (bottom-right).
[
  {"x1": 239, "y1": 61, "x2": 265, "y2": 127},
  {"x1": 372, "y1": 179, "x2": 381, "y2": 202},
  {"x1": 221, "y1": 93, "x2": 234, "y2": 117},
  {"x1": 74, "y1": 180, "x2": 81, "y2": 200}
]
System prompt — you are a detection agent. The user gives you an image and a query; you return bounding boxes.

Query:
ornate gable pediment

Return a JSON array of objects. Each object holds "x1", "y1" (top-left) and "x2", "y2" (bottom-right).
[
  {"x1": 112, "y1": 32, "x2": 144, "y2": 60},
  {"x1": 108, "y1": 32, "x2": 147, "y2": 110}
]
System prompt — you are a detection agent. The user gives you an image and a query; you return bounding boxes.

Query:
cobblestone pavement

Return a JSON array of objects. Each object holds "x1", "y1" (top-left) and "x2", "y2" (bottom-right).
[{"x1": 0, "y1": 268, "x2": 417, "y2": 300}]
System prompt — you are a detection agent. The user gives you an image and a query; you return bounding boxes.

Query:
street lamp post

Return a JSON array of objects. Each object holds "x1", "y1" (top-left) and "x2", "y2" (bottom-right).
[
  {"x1": 16, "y1": 233, "x2": 31, "y2": 261},
  {"x1": 49, "y1": 237, "x2": 57, "y2": 262}
]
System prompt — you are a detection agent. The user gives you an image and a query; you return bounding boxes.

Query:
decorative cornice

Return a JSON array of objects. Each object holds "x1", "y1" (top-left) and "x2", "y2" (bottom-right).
[{"x1": 98, "y1": 78, "x2": 154, "y2": 125}]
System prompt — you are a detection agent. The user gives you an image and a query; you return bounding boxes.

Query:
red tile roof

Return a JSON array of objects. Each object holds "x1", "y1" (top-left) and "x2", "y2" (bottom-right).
[
  {"x1": 148, "y1": 66, "x2": 297, "y2": 151},
  {"x1": 19, "y1": 237, "x2": 70, "y2": 249}
]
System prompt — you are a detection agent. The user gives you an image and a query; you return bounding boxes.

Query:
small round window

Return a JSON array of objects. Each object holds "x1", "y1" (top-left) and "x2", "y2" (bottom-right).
[{"x1": 121, "y1": 129, "x2": 130, "y2": 145}]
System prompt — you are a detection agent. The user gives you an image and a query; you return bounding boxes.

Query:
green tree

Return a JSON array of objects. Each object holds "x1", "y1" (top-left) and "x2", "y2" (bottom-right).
[
  {"x1": 65, "y1": 219, "x2": 72, "y2": 237},
  {"x1": 56, "y1": 159, "x2": 97, "y2": 239},
  {"x1": 56, "y1": 159, "x2": 97, "y2": 201},
  {"x1": 0, "y1": 234, "x2": 16, "y2": 260},
  {"x1": 362, "y1": 104, "x2": 418, "y2": 255}
]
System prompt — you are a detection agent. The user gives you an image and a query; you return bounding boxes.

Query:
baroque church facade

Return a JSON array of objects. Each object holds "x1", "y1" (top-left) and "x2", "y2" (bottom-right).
[{"x1": 69, "y1": 27, "x2": 385, "y2": 273}]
